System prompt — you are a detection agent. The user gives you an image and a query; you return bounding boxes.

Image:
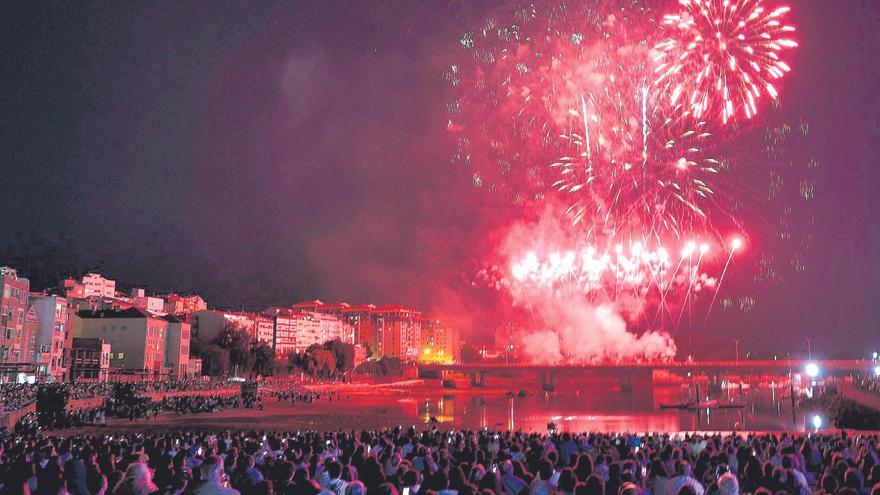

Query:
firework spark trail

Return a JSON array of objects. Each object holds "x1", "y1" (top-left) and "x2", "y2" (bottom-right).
[
  {"x1": 641, "y1": 85, "x2": 649, "y2": 175},
  {"x1": 674, "y1": 244, "x2": 708, "y2": 332},
  {"x1": 581, "y1": 93, "x2": 592, "y2": 168},
  {"x1": 653, "y1": 251, "x2": 688, "y2": 327},
  {"x1": 702, "y1": 238, "x2": 742, "y2": 330}
]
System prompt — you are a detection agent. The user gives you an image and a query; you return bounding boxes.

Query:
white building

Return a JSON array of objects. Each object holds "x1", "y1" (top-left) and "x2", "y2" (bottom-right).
[
  {"x1": 31, "y1": 294, "x2": 73, "y2": 381},
  {"x1": 289, "y1": 311, "x2": 353, "y2": 352},
  {"x1": 131, "y1": 289, "x2": 165, "y2": 314},
  {"x1": 81, "y1": 273, "x2": 116, "y2": 298}
]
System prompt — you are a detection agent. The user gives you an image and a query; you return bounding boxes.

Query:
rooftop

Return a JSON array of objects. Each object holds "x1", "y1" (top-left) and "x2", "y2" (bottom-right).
[{"x1": 77, "y1": 307, "x2": 152, "y2": 319}]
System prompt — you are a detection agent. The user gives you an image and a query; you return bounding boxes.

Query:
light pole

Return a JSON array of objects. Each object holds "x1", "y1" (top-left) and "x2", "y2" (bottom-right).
[
  {"x1": 734, "y1": 339, "x2": 740, "y2": 363},
  {"x1": 806, "y1": 337, "x2": 813, "y2": 360}
]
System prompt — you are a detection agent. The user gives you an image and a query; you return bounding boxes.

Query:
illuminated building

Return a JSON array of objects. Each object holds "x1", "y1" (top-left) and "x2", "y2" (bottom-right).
[
  {"x1": 293, "y1": 300, "x2": 368, "y2": 348},
  {"x1": 191, "y1": 309, "x2": 265, "y2": 344},
  {"x1": 264, "y1": 306, "x2": 354, "y2": 357},
  {"x1": 0, "y1": 267, "x2": 32, "y2": 375},
  {"x1": 69, "y1": 337, "x2": 111, "y2": 381},
  {"x1": 373, "y1": 305, "x2": 421, "y2": 361},
  {"x1": 164, "y1": 315, "x2": 191, "y2": 379},
  {"x1": 163, "y1": 293, "x2": 208, "y2": 315},
  {"x1": 31, "y1": 293, "x2": 73, "y2": 381},
  {"x1": 75, "y1": 307, "x2": 169, "y2": 379},
  {"x1": 67, "y1": 273, "x2": 116, "y2": 298},
  {"x1": 420, "y1": 316, "x2": 460, "y2": 363},
  {"x1": 131, "y1": 288, "x2": 165, "y2": 314}
]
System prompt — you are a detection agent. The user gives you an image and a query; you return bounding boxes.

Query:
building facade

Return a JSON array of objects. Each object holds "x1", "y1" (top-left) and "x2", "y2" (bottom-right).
[
  {"x1": 31, "y1": 294, "x2": 73, "y2": 382},
  {"x1": 163, "y1": 294, "x2": 207, "y2": 315},
  {"x1": 254, "y1": 314, "x2": 274, "y2": 345},
  {"x1": 75, "y1": 273, "x2": 116, "y2": 298},
  {"x1": 23, "y1": 306, "x2": 39, "y2": 370},
  {"x1": 0, "y1": 267, "x2": 32, "y2": 374},
  {"x1": 420, "y1": 316, "x2": 461, "y2": 363},
  {"x1": 76, "y1": 308, "x2": 169, "y2": 379},
  {"x1": 374, "y1": 305, "x2": 422, "y2": 361},
  {"x1": 164, "y1": 315, "x2": 191, "y2": 379},
  {"x1": 70, "y1": 337, "x2": 111, "y2": 381},
  {"x1": 263, "y1": 307, "x2": 298, "y2": 357},
  {"x1": 262, "y1": 307, "x2": 352, "y2": 357},
  {"x1": 191, "y1": 310, "x2": 265, "y2": 344},
  {"x1": 295, "y1": 301, "x2": 372, "y2": 350},
  {"x1": 131, "y1": 289, "x2": 165, "y2": 314}
]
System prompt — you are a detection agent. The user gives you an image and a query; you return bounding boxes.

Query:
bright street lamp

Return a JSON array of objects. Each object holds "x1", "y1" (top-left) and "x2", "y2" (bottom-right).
[
  {"x1": 811, "y1": 415, "x2": 822, "y2": 430},
  {"x1": 805, "y1": 363, "x2": 820, "y2": 379}
]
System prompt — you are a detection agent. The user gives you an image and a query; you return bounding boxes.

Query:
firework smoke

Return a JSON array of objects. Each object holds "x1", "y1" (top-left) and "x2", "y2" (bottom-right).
[
  {"x1": 489, "y1": 205, "x2": 684, "y2": 363},
  {"x1": 515, "y1": 302, "x2": 677, "y2": 364}
]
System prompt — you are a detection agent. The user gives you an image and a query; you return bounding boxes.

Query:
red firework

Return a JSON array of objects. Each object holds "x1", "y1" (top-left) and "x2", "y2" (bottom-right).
[{"x1": 653, "y1": 0, "x2": 797, "y2": 125}]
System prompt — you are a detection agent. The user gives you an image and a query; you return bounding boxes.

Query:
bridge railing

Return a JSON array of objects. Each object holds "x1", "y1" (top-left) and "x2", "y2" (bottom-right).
[{"x1": 419, "y1": 359, "x2": 872, "y2": 371}]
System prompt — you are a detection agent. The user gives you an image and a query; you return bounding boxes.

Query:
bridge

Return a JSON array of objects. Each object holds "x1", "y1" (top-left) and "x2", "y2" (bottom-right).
[{"x1": 417, "y1": 360, "x2": 874, "y2": 393}]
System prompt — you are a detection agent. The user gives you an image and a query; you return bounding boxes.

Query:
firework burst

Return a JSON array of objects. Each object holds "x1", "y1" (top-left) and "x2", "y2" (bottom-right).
[
  {"x1": 449, "y1": 0, "x2": 798, "y2": 362},
  {"x1": 653, "y1": 0, "x2": 798, "y2": 125}
]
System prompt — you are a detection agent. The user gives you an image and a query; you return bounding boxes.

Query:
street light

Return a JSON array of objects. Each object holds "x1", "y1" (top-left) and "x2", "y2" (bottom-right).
[
  {"x1": 805, "y1": 363, "x2": 820, "y2": 379},
  {"x1": 874, "y1": 365, "x2": 880, "y2": 377},
  {"x1": 811, "y1": 415, "x2": 822, "y2": 431}
]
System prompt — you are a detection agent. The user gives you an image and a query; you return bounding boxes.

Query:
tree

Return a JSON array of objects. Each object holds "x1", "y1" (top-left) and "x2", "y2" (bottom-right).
[
  {"x1": 353, "y1": 356, "x2": 402, "y2": 377},
  {"x1": 324, "y1": 339, "x2": 356, "y2": 373},
  {"x1": 251, "y1": 341, "x2": 276, "y2": 377},
  {"x1": 213, "y1": 322, "x2": 254, "y2": 376},
  {"x1": 305, "y1": 349, "x2": 336, "y2": 378},
  {"x1": 199, "y1": 343, "x2": 230, "y2": 376},
  {"x1": 287, "y1": 351, "x2": 302, "y2": 372},
  {"x1": 286, "y1": 340, "x2": 356, "y2": 378}
]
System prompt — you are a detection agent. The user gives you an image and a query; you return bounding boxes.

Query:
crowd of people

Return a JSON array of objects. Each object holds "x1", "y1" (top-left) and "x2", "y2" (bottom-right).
[
  {"x1": 258, "y1": 382, "x2": 345, "y2": 406},
  {"x1": 119, "y1": 394, "x2": 255, "y2": 421},
  {"x1": 1, "y1": 427, "x2": 880, "y2": 495},
  {"x1": 6, "y1": 380, "x2": 349, "y2": 434},
  {"x1": 0, "y1": 381, "x2": 241, "y2": 416}
]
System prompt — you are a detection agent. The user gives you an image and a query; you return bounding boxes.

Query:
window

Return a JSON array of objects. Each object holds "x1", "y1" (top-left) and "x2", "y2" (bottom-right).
[{"x1": 117, "y1": 352, "x2": 125, "y2": 360}]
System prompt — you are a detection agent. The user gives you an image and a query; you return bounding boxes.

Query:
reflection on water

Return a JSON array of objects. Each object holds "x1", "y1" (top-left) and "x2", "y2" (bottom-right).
[{"x1": 401, "y1": 380, "x2": 818, "y2": 432}]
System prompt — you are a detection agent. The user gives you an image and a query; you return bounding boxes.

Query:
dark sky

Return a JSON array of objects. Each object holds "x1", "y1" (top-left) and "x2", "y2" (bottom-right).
[{"x1": 1, "y1": 1, "x2": 878, "y2": 353}]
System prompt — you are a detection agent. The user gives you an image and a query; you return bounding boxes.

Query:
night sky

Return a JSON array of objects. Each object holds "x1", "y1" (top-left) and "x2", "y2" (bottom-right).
[{"x1": 2, "y1": 1, "x2": 878, "y2": 354}]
